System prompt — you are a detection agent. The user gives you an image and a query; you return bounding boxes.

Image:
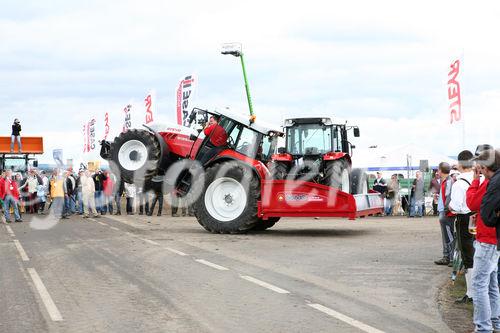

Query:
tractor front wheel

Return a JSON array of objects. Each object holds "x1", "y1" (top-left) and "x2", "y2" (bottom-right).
[
  {"x1": 350, "y1": 168, "x2": 369, "y2": 195},
  {"x1": 194, "y1": 162, "x2": 259, "y2": 234},
  {"x1": 324, "y1": 159, "x2": 350, "y2": 193}
]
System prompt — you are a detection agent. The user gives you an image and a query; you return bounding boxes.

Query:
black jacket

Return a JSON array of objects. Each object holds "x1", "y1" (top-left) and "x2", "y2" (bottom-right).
[
  {"x1": 481, "y1": 170, "x2": 500, "y2": 249},
  {"x1": 93, "y1": 173, "x2": 107, "y2": 192},
  {"x1": 12, "y1": 123, "x2": 21, "y2": 136}
]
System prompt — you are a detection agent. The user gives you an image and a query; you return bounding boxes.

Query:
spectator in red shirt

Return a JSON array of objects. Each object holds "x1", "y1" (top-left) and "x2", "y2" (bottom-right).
[
  {"x1": 3, "y1": 169, "x2": 22, "y2": 222},
  {"x1": 467, "y1": 159, "x2": 500, "y2": 332},
  {"x1": 102, "y1": 171, "x2": 114, "y2": 215},
  {"x1": 198, "y1": 115, "x2": 228, "y2": 165}
]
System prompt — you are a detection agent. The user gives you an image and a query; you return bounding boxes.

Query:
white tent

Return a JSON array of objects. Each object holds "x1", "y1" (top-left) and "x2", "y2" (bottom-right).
[{"x1": 352, "y1": 143, "x2": 457, "y2": 178}]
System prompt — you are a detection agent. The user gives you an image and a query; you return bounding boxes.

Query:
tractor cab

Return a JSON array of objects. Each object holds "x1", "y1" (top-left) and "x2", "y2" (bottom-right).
[
  {"x1": 189, "y1": 108, "x2": 282, "y2": 166},
  {"x1": 283, "y1": 117, "x2": 359, "y2": 159},
  {"x1": 270, "y1": 117, "x2": 362, "y2": 193}
]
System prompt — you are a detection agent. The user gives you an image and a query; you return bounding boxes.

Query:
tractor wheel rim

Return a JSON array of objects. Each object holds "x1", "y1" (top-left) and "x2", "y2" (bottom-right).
[
  {"x1": 118, "y1": 140, "x2": 148, "y2": 171},
  {"x1": 205, "y1": 177, "x2": 247, "y2": 222},
  {"x1": 341, "y1": 168, "x2": 350, "y2": 193}
]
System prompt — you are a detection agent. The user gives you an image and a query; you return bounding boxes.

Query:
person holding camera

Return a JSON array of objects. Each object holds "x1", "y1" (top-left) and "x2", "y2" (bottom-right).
[{"x1": 10, "y1": 118, "x2": 22, "y2": 153}]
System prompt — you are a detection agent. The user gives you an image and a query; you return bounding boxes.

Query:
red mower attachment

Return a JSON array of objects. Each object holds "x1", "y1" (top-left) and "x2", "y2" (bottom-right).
[{"x1": 258, "y1": 180, "x2": 383, "y2": 220}]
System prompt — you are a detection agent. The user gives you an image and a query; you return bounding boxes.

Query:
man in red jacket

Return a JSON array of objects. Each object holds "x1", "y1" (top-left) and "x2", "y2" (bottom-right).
[
  {"x1": 3, "y1": 169, "x2": 22, "y2": 223},
  {"x1": 467, "y1": 160, "x2": 500, "y2": 332},
  {"x1": 197, "y1": 115, "x2": 228, "y2": 166}
]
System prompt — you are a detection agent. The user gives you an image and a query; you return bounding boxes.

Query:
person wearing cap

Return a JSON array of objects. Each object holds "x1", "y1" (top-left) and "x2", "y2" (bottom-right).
[
  {"x1": 449, "y1": 150, "x2": 475, "y2": 304},
  {"x1": 372, "y1": 172, "x2": 387, "y2": 194},
  {"x1": 467, "y1": 148, "x2": 500, "y2": 333}
]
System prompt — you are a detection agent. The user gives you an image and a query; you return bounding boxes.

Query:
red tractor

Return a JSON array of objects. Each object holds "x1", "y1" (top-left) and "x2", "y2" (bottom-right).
[
  {"x1": 100, "y1": 108, "x2": 382, "y2": 233},
  {"x1": 269, "y1": 117, "x2": 368, "y2": 195}
]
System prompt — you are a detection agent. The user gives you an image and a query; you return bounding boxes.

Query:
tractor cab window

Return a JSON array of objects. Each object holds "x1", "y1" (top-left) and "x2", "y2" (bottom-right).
[
  {"x1": 235, "y1": 127, "x2": 259, "y2": 157},
  {"x1": 258, "y1": 135, "x2": 278, "y2": 163},
  {"x1": 333, "y1": 126, "x2": 342, "y2": 152},
  {"x1": 287, "y1": 124, "x2": 332, "y2": 156}
]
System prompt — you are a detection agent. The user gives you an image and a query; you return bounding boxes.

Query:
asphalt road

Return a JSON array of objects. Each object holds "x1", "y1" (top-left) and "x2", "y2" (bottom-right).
[{"x1": 1, "y1": 214, "x2": 454, "y2": 333}]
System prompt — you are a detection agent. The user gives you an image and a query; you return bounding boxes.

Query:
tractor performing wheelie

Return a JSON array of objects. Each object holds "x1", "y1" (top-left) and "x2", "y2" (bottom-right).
[
  {"x1": 100, "y1": 43, "x2": 382, "y2": 233},
  {"x1": 100, "y1": 108, "x2": 383, "y2": 234}
]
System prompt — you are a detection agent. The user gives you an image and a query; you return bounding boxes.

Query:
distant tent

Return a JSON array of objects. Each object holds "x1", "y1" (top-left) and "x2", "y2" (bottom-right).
[{"x1": 352, "y1": 143, "x2": 457, "y2": 174}]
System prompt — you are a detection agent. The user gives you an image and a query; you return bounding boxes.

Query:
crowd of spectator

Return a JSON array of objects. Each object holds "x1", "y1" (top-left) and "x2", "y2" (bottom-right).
[
  {"x1": 430, "y1": 146, "x2": 500, "y2": 332},
  {"x1": 1, "y1": 167, "x2": 193, "y2": 223}
]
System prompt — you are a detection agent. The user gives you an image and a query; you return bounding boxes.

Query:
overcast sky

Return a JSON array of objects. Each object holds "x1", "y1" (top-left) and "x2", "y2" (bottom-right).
[{"x1": 1, "y1": 0, "x2": 499, "y2": 164}]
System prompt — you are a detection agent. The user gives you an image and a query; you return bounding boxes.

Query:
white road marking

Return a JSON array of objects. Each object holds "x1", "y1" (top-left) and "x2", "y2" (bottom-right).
[
  {"x1": 239, "y1": 275, "x2": 290, "y2": 294},
  {"x1": 97, "y1": 221, "x2": 107, "y2": 226},
  {"x1": 308, "y1": 303, "x2": 385, "y2": 333},
  {"x1": 5, "y1": 225, "x2": 15, "y2": 236},
  {"x1": 164, "y1": 247, "x2": 188, "y2": 256},
  {"x1": 140, "y1": 238, "x2": 160, "y2": 246},
  {"x1": 110, "y1": 226, "x2": 119, "y2": 231},
  {"x1": 13, "y1": 239, "x2": 30, "y2": 261},
  {"x1": 27, "y1": 268, "x2": 63, "y2": 322},
  {"x1": 195, "y1": 259, "x2": 229, "y2": 271},
  {"x1": 126, "y1": 232, "x2": 139, "y2": 238}
]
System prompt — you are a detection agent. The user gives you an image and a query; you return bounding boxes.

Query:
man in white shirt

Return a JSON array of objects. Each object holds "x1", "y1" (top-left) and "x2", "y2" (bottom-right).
[{"x1": 449, "y1": 150, "x2": 475, "y2": 303}]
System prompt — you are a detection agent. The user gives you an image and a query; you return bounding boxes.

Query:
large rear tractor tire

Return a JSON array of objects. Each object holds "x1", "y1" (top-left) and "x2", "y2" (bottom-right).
[
  {"x1": 194, "y1": 162, "x2": 260, "y2": 234},
  {"x1": 350, "y1": 168, "x2": 369, "y2": 194},
  {"x1": 324, "y1": 159, "x2": 350, "y2": 193},
  {"x1": 109, "y1": 129, "x2": 161, "y2": 186}
]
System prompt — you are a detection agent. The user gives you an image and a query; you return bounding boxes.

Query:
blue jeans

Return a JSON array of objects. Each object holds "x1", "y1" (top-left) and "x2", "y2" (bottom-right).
[
  {"x1": 472, "y1": 241, "x2": 500, "y2": 332},
  {"x1": 76, "y1": 191, "x2": 83, "y2": 214},
  {"x1": 94, "y1": 191, "x2": 103, "y2": 213},
  {"x1": 3, "y1": 195, "x2": 21, "y2": 221},
  {"x1": 10, "y1": 135, "x2": 22, "y2": 152},
  {"x1": 409, "y1": 198, "x2": 423, "y2": 217}
]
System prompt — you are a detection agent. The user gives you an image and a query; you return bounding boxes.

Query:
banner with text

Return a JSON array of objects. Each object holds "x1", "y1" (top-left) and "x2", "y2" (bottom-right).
[
  {"x1": 103, "y1": 112, "x2": 110, "y2": 140},
  {"x1": 448, "y1": 59, "x2": 462, "y2": 124},
  {"x1": 122, "y1": 104, "x2": 132, "y2": 133},
  {"x1": 145, "y1": 91, "x2": 155, "y2": 124},
  {"x1": 176, "y1": 75, "x2": 196, "y2": 127}
]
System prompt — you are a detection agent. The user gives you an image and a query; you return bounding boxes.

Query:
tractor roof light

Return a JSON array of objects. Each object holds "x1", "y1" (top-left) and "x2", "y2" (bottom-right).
[{"x1": 221, "y1": 42, "x2": 242, "y2": 57}]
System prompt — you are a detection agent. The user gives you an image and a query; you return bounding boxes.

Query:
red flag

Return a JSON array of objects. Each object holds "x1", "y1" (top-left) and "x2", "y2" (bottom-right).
[{"x1": 448, "y1": 60, "x2": 461, "y2": 124}]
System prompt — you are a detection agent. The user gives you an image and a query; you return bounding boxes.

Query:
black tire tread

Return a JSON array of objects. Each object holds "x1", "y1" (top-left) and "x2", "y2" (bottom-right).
[
  {"x1": 109, "y1": 129, "x2": 161, "y2": 186},
  {"x1": 194, "y1": 162, "x2": 260, "y2": 234}
]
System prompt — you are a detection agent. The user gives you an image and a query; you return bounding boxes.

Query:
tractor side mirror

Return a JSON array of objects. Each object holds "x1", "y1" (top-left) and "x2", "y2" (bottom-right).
[
  {"x1": 189, "y1": 134, "x2": 198, "y2": 141},
  {"x1": 353, "y1": 127, "x2": 360, "y2": 137},
  {"x1": 33, "y1": 160, "x2": 38, "y2": 167}
]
